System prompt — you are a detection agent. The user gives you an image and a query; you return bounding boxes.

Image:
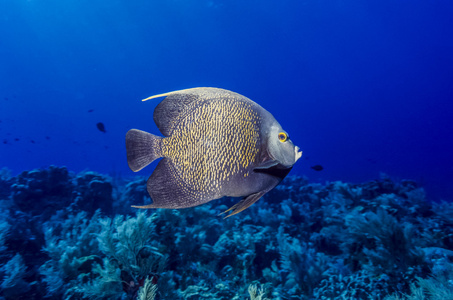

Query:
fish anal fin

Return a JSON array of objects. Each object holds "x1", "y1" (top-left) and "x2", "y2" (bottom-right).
[
  {"x1": 221, "y1": 190, "x2": 267, "y2": 218},
  {"x1": 131, "y1": 158, "x2": 213, "y2": 209}
]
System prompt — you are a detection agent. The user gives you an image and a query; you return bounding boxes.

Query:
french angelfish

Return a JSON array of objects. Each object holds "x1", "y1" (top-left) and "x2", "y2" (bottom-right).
[{"x1": 126, "y1": 87, "x2": 302, "y2": 217}]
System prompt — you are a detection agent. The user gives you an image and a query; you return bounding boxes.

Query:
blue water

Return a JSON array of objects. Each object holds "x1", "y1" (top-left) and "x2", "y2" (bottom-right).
[{"x1": 1, "y1": 0, "x2": 452, "y2": 199}]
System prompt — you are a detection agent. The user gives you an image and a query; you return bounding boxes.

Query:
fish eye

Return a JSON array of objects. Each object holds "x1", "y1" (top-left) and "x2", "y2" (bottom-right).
[{"x1": 278, "y1": 132, "x2": 288, "y2": 142}]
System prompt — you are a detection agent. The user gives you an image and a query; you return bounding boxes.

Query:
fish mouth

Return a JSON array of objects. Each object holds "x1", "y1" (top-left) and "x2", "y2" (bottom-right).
[{"x1": 295, "y1": 146, "x2": 303, "y2": 162}]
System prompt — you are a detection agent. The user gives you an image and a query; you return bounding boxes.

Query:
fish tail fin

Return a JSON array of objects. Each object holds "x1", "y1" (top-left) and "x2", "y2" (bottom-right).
[{"x1": 126, "y1": 129, "x2": 163, "y2": 172}]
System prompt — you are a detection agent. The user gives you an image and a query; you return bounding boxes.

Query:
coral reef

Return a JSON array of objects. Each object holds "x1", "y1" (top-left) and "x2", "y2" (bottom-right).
[
  {"x1": 0, "y1": 166, "x2": 452, "y2": 299},
  {"x1": 11, "y1": 166, "x2": 73, "y2": 218}
]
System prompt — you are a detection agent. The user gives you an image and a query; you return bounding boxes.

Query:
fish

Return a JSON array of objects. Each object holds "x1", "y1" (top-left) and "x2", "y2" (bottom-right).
[
  {"x1": 96, "y1": 122, "x2": 106, "y2": 133},
  {"x1": 311, "y1": 165, "x2": 323, "y2": 171},
  {"x1": 126, "y1": 87, "x2": 302, "y2": 217}
]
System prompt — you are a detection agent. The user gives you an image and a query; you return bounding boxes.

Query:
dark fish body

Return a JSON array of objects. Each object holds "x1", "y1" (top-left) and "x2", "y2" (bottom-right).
[
  {"x1": 96, "y1": 122, "x2": 106, "y2": 133},
  {"x1": 126, "y1": 88, "x2": 302, "y2": 216},
  {"x1": 311, "y1": 165, "x2": 324, "y2": 171}
]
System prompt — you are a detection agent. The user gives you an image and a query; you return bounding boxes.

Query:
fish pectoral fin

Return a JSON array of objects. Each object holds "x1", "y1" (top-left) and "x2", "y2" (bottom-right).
[
  {"x1": 220, "y1": 191, "x2": 267, "y2": 218},
  {"x1": 254, "y1": 160, "x2": 279, "y2": 170},
  {"x1": 255, "y1": 148, "x2": 278, "y2": 169}
]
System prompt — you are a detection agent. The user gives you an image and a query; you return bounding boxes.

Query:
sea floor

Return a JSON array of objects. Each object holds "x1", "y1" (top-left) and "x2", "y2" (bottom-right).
[{"x1": 0, "y1": 166, "x2": 452, "y2": 299}]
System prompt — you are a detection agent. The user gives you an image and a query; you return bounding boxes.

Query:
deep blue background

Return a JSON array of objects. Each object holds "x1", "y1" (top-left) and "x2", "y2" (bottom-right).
[{"x1": 1, "y1": 0, "x2": 452, "y2": 199}]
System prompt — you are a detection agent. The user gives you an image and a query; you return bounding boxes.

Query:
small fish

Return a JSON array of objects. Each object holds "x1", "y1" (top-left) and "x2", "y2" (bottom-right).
[
  {"x1": 88, "y1": 109, "x2": 94, "y2": 113},
  {"x1": 14, "y1": 138, "x2": 19, "y2": 141},
  {"x1": 96, "y1": 122, "x2": 106, "y2": 133},
  {"x1": 30, "y1": 140, "x2": 35, "y2": 144},
  {"x1": 311, "y1": 165, "x2": 323, "y2": 171},
  {"x1": 45, "y1": 136, "x2": 50, "y2": 140},
  {"x1": 126, "y1": 87, "x2": 302, "y2": 217}
]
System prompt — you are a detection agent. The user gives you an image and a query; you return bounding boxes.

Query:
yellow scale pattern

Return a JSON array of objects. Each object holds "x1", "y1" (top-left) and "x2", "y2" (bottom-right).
[{"x1": 160, "y1": 97, "x2": 260, "y2": 198}]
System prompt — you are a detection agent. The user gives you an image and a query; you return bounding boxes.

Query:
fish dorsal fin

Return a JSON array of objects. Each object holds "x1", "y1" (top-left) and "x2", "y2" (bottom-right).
[
  {"x1": 143, "y1": 87, "x2": 242, "y2": 137},
  {"x1": 141, "y1": 88, "x2": 201, "y2": 102}
]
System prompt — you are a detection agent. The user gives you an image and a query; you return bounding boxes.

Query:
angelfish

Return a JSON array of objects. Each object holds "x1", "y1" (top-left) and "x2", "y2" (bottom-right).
[{"x1": 126, "y1": 87, "x2": 302, "y2": 217}]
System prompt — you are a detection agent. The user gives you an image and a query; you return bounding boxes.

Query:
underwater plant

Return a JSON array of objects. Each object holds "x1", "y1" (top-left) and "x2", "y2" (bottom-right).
[{"x1": 0, "y1": 253, "x2": 30, "y2": 298}]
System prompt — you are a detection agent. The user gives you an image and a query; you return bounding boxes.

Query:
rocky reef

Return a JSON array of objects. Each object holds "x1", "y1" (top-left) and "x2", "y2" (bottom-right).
[{"x1": 0, "y1": 166, "x2": 452, "y2": 299}]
